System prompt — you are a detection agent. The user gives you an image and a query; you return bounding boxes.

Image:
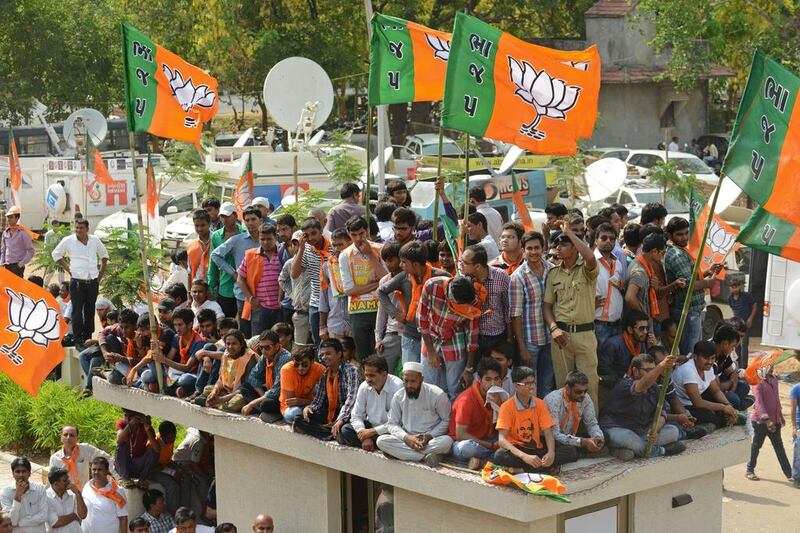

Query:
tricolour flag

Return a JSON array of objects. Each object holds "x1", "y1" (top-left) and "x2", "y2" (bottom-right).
[
  {"x1": 688, "y1": 189, "x2": 741, "y2": 279},
  {"x1": 121, "y1": 22, "x2": 219, "y2": 145},
  {"x1": 368, "y1": 13, "x2": 452, "y2": 105},
  {"x1": 441, "y1": 12, "x2": 600, "y2": 155},
  {"x1": 736, "y1": 206, "x2": 800, "y2": 261},
  {"x1": 232, "y1": 152, "x2": 254, "y2": 219},
  {"x1": 722, "y1": 51, "x2": 800, "y2": 226},
  {"x1": 86, "y1": 134, "x2": 115, "y2": 186},
  {"x1": 0, "y1": 268, "x2": 67, "y2": 395}
]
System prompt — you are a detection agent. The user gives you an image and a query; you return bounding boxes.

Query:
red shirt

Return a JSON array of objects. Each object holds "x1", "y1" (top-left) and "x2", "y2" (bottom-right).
[
  {"x1": 448, "y1": 382, "x2": 495, "y2": 440},
  {"x1": 115, "y1": 419, "x2": 149, "y2": 458}
]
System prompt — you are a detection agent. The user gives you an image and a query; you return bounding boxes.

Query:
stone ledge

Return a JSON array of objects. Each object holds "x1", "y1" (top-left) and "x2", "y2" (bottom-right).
[{"x1": 93, "y1": 378, "x2": 749, "y2": 523}]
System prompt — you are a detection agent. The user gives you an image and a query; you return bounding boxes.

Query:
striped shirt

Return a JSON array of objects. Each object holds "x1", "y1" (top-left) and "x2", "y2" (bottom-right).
[
  {"x1": 477, "y1": 267, "x2": 510, "y2": 336},
  {"x1": 301, "y1": 242, "x2": 333, "y2": 309},
  {"x1": 665, "y1": 245, "x2": 705, "y2": 313},
  {"x1": 509, "y1": 260, "x2": 553, "y2": 346},
  {"x1": 237, "y1": 248, "x2": 282, "y2": 309}
]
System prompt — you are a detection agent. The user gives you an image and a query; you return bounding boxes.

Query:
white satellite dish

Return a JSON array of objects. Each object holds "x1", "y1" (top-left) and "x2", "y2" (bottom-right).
[
  {"x1": 263, "y1": 57, "x2": 334, "y2": 131},
  {"x1": 63, "y1": 108, "x2": 107, "y2": 149},
  {"x1": 580, "y1": 158, "x2": 627, "y2": 202}
]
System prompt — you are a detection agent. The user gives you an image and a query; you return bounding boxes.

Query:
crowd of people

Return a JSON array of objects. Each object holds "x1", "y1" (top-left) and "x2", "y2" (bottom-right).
[{"x1": 2, "y1": 173, "x2": 797, "y2": 529}]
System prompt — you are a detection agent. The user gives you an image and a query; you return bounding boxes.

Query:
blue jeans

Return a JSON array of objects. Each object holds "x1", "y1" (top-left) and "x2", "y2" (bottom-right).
[
  {"x1": 309, "y1": 306, "x2": 320, "y2": 347},
  {"x1": 284, "y1": 406, "x2": 303, "y2": 424},
  {"x1": 528, "y1": 343, "x2": 554, "y2": 399},
  {"x1": 79, "y1": 347, "x2": 103, "y2": 390},
  {"x1": 673, "y1": 308, "x2": 702, "y2": 355},
  {"x1": 792, "y1": 436, "x2": 800, "y2": 479},
  {"x1": 195, "y1": 358, "x2": 221, "y2": 394},
  {"x1": 423, "y1": 354, "x2": 466, "y2": 401},
  {"x1": 452, "y1": 438, "x2": 496, "y2": 461},
  {"x1": 401, "y1": 336, "x2": 421, "y2": 365},
  {"x1": 605, "y1": 425, "x2": 679, "y2": 458},
  {"x1": 594, "y1": 321, "x2": 620, "y2": 348}
]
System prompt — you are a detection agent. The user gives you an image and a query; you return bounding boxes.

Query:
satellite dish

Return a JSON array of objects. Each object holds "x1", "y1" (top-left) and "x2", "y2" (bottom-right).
[
  {"x1": 580, "y1": 158, "x2": 627, "y2": 202},
  {"x1": 63, "y1": 108, "x2": 107, "y2": 149},
  {"x1": 263, "y1": 57, "x2": 334, "y2": 131},
  {"x1": 713, "y1": 177, "x2": 742, "y2": 215}
]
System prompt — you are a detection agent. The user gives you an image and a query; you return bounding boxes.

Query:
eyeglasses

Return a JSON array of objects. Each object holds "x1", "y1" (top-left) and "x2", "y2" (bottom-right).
[{"x1": 634, "y1": 325, "x2": 649, "y2": 331}]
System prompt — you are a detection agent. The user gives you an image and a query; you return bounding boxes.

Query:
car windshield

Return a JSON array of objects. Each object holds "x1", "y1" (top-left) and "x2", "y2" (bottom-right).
[
  {"x1": 421, "y1": 142, "x2": 462, "y2": 156},
  {"x1": 673, "y1": 157, "x2": 713, "y2": 174},
  {"x1": 633, "y1": 192, "x2": 689, "y2": 213}
]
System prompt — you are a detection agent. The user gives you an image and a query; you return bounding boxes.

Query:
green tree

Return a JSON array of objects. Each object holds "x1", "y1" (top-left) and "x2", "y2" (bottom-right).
[{"x1": 100, "y1": 224, "x2": 165, "y2": 309}]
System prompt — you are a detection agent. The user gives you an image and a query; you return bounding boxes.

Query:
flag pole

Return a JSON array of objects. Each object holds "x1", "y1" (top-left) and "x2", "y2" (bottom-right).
[
  {"x1": 128, "y1": 132, "x2": 165, "y2": 393},
  {"x1": 365, "y1": 106, "x2": 373, "y2": 223},
  {"x1": 432, "y1": 124, "x2": 444, "y2": 241},
  {"x1": 644, "y1": 172, "x2": 725, "y2": 457},
  {"x1": 463, "y1": 134, "x2": 470, "y2": 249}
]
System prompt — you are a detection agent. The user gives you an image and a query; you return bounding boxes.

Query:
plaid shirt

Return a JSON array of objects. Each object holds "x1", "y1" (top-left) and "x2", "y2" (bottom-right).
[
  {"x1": 509, "y1": 260, "x2": 554, "y2": 346},
  {"x1": 309, "y1": 362, "x2": 362, "y2": 423},
  {"x1": 417, "y1": 276, "x2": 479, "y2": 362},
  {"x1": 664, "y1": 245, "x2": 705, "y2": 312},
  {"x1": 478, "y1": 267, "x2": 510, "y2": 336},
  {"x1": 141, "y1": 511, "x2": 175, "y2": 533}
]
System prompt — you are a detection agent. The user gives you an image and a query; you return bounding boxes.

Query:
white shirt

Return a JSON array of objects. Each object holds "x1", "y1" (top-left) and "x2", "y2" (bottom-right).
[
  {"x1": 477, "y1": 234, "x2": 500, "y2": 261},
  {"x1": 671, "y1": 359, "x2": 716, "y2": 406},
  {"x1": 191, "y1": 299, "x2": 225, "y2": 325},
  {"x1": 51, "y1": 235, "x2": 109, "y2": 280},
  {"x1": 377, "y1": 221, "x2": 394, "y2": 243},
  {"x1": 46, "y1": 487, "x2": 82, "y2": 533},
  {"x1": 476, "y1": 203, "x2": 504, "y2": 243},
  {"x1": 164, "y1": 265, "x2": 189, "y2": 292},
  {"x1": 387, "y1": 382, "x2": 451, "y2": 438},
  {"x1": 0, "y1": 481, "x2": 49, "y2": 533},
  {"x1": 350, "y1": 374, "x2": 403, "y2": 434},
  {"x1": 49, "y1": 444, "x2": 112, "y2": 490},
  {"x1": 81, "y1": 481, "x2": 127, "y2": 533},
  {"x1": 594, "y1": 249, "x2": 625, "y2": 322},
  {"x1": 173, "y1": 428, "x2": 208, "y2": 465},
  {"x1": 668, "y1": 141, "x2": 680, "y2": 152},
  {"x1": 168, "y1": 526, "x2": 214, "y2": 533}
]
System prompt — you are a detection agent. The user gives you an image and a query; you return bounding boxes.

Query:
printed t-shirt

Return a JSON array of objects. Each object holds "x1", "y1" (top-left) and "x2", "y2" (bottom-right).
[{"x1": 495, "y1": 395, "x2": 554, "y2": 449}]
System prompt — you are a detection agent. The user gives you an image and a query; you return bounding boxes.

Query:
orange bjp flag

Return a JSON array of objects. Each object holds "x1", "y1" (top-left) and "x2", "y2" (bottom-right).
[
  {"x1": 146, "y1": 153, "x2": 158, "y2": 219},
  {"x1": 688, "y1": 190, "x2": 741, "y2": 279},
  {"x1": 8, "y1": 129, "x2": 22, "y2": 192},
  {"x1": 0, "y1": 268, "x2": 67, "y2": 395}
]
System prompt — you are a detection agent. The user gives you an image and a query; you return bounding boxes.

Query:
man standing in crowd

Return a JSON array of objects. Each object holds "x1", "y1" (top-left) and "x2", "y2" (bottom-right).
[
  {"x1": 0, "y1": 206, "x2": 35, "y2": 277},
  {"x1": 279, "y1": 231, "x2": 312, "y2": 345},
  {"x1": 0, "y1": 457, "x2": 48, "y2": 532},
  {"x1": 325, "y1": 183, "x2": 365, "y2": 233},
  {"x1": 338, "y1": 216, "x2": 387, "y2": 360},
  {"x1": 211, "y1": 206, "x2": 262, "y2": 335},
  {"x1": 81, "y1": 457, "x2": 128, "y2": 533},
  {"x1": 510, "y1": 231, "x2": 554, "y2": 397},
  {"x1": 543, "y1": 222, "x2": 600, "y2": 405},
  {"x1": 469, "y1": 186, "x2": 503, "y2": 242},
  {"x1": 45, "y1": 467, "x2": 86, "y2": 533},
  {"x1": 201, "y1": 198, "x2": 222, "y2": 232},
  {"x1": 338, "y1": 355, "x2": 403, "y2": 451},
  {"x1": 52, "y1": 219, "x2": 108, "y2": 349},
  {"x1": 49, "y1": 425, "x2": 112, "y2": 489},
  {"x1": 489, "y1": 222, "x2": 524, "y2": 275},
  {"x1": 207, "y1": 201, "x2": 244, "y2": 318},
  {"x1": 463, "y1": 213, "x2": 500, "y2": 261},
  {"x1": 319, "y1": 229, "x2": 351, "y2": 341},
  {"x1": 377, "y1": 362, "x2": 453, "y2": 467},
  {"x1": 598, "y1": 310, "x2": 652, "y2": 392},
  {"x1": 593, "y1": 222, "x2": 625, "y2": 346},
  {"x1": 388, "y1": 178, "x2": 457, "y2": 245},
  {"x1": 291, "y1": 217, "x2": 332, "y2": 346},
  {"x1": 237, "y1": 224, "x2": 284, "y2": 336},
  {"x1": 187, "y1": 210, "x2": 212, "y2": 284}
]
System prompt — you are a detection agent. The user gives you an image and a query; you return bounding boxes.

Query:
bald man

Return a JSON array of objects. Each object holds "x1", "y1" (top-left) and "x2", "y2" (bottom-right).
[{"x1": 252, "y1": 514, "x2": 274, "y2": 532}]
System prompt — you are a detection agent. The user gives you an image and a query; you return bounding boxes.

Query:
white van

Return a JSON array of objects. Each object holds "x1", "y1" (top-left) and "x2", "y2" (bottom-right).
[{"x1": 762, "y1": 255, "x2": 800, "y2": 350}]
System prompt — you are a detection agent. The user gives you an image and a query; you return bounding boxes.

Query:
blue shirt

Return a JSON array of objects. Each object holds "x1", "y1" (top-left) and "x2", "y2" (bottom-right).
[
  {"x1": 210, "y1": 231, "x2": 258, "y2": 301},
  {"x1": 790, "y1": 383, "x2": 800, "y2": 428},
  {"x1": 599, "y1": 376, "x2": 666, "y2": 435},
  {"x1": 727, "y1": 291, "x2": 755, "y2": 321},
  {"x1": 246, "y1": 349, "x2": 291, "y2": 400}
]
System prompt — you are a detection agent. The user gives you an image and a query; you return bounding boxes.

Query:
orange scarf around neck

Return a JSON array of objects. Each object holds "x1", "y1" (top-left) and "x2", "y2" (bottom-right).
[
  {"x1": 320, "y1": 254, "x2": 345, "y2": 293},
  {"x1": 406, "y1": 263, "x2": 434, "y2": 322},
  {"x1": 635, "y1": 254, "x2": 660, "y2": 317},
  {"x1": 471, "y1": 382, "x2": 495, "y2": 437},
  {"x1": 499, "y1": 252, "x2": 523, "y2": 275},
  {"x1": 444, "y1": 277, "x2": 488, "y2": 319},
  {"x1": 622, "y1": 330, "x2": 639, "y2": 359},
  {"x1": 61, "y1": 446, "x2": 82, "y2": 489},
  {"x1": 91, "y1": 477, "x2": 126, "y2": 507},
  {"x1": 560, "y1": 388, "x2": 580, "y2": 435},
  {"x1": 325, "y1": 365, "x2": 341, "y2": 424}
]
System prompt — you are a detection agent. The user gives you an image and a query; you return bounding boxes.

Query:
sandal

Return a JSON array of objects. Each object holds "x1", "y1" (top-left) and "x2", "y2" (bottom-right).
[{"x1": 745, "y1": 472, "x2": 759, "y2": 481}]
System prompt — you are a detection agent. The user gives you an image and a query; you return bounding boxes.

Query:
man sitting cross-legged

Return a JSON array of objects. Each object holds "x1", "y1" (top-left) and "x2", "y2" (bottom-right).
[
  {"x1": 240, "y1": 329, "x2": 292, "y2": 418},
  {"x1": 270, "y1": 346, "x2": 325, "y2": 424},
  {"x1": 544, "y1": 370, "x2": 605, "y2": 459},
  {"x1": 600, "y1": 353, "x2": 685, "y2": 460},
  {"x1": 376, "y1": 362, "x2": 453, "y2": 467},
  {"x1": 493, "y1": 367, "x2": 576, "y2": 473},
  {"x1": 337, "y1": 355, "x2": 403, "y2": 451}
]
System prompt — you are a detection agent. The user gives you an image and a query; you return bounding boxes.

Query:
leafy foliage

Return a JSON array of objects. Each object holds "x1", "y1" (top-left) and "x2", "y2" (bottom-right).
[
  {"x1": 276, "y1": 189, "x2": 329, "y2": 222},
  {"x1": 30, "y1": 223, "x2": 73, "y2": 281},
  {"x1": 99, "y1": 225, "x2": 166, "y2": 309},
  {"x1": 161, "y1": 142, "x2": 227, "y2": 200},
  {"x1": 324, "y1": 131, "x2": 365, "y2": 186},
  {"x1": 647, "y1": 161, "x2": 698, "y2": 204}
]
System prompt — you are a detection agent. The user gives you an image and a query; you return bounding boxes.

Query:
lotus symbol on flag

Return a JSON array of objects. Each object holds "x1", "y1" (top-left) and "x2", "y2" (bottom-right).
[
  {"x1": 425, "y1": 34, "x2": 450, "y2": 61},
  {"x1": 706, "y1": 220, "x2": 736, "y2": 255},
  {"x1": 2, "y1": 288, "x2": 61, "y2": 366},
  {"x1": 162, "y1": 65, "x2": 217, "y2": 113},
  {"x1": 508, "y1": 56, "x2": 581, "y2": 140}
]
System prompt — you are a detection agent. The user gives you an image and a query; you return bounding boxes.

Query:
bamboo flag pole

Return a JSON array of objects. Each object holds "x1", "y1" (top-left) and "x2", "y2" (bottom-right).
[
  {"x1": 463, "y1": 134, "x2": 471, "y2": 249},
  {"x1": 644, "y1": 172, "x2": 726, "y2": 457},
  {"x1": 432, "y1": 124, "x2": 444, "y2": 241},
  {"x1": 128, "y1": 132, "x2": 165, "y2": 393},
  {"x1": 365, "y1": 107, "x2": 373, "y2": 223}
]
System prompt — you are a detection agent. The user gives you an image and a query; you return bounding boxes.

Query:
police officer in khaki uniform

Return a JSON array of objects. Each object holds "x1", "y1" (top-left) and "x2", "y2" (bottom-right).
[{"x1": 543, "y1": 221, "x2": 600, "y2": 406}]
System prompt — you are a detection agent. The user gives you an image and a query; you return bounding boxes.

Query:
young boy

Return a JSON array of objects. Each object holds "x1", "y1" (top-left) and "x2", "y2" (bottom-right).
[
  {"x1": 438, "y1": 241, "x2": 457, "y2": 277},
  {"x1": 272, "y1": 322, "x2": 294, "y2": 352},
  {"x1": 319, "y1": 228, "x2": 351, "y2": 340},
  {"x1": 746, "y1": 364, "x2": 793, "y2": 482},
  {"x1": 728, "y1": 278, "x2": 757, "y2": 369},
  {"x1": 375, "y1": 242, "x2": 403, "y2": 374}
]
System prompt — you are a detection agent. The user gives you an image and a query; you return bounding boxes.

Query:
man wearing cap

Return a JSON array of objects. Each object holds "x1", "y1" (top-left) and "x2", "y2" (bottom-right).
[
  {"x1": 207, "y1": 201, "x2": 244, "y2": 318},
  {"x1": 325, "y1": 183, "x2": 365, "y2": 234},
  {"x1": 250, "y1": 197, "x2": 275, "y2": 226},
  {"x1": 542, "y1": 221, "x2": 601, "y2": 406},
  {"x1": 279, "y1": 231, "x2": 312, "y2": 345},
  {"x1": 376, "y1": 361, "x2": 453, "y2": 467},
  {"x1": 0, "y1": 206, "x2": 35, "y2": 278},
  {"x1": 52, "y1": 219, "x2": 109, "y2": 349}
]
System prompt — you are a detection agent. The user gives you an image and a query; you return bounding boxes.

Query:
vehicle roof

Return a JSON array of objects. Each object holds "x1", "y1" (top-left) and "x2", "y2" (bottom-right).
[
  {"x1": 626, "y1": 149, "x2": 701, "y2": 158},
  {"x1": 406, "y1": 133, "x2": 455, "y2": 144}
]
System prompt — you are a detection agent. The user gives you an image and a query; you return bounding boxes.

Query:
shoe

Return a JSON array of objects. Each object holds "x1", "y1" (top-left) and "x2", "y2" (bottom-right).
[
  {"x1": 745, "y1": 471, "x2": 760, "y2": 481},
  {"x1": 259, "y1": 412, "x2": 282, "y2": 424},
  {"x1": 794, "y1": 478, "x2": 800, "y2": 489},
  {"x1": 663, "y1": 441, "x2": 686, "y2": 456},
  {"x1": 734, "y1": 413, "x2": 747, "y2": 426},
  {"x1": 423, "y1": 453, "x2": 441, "y2": 468},
  {"x1": 697, "y1": 423, "x2": 717, "y2": 435},
  {"x1": 683, "y1": 425, "x2": 708, "y2": 440},
  {"x1": 193, "y1": 396, "x2": 207, "y2": 407},
  {"x1": 467, "y1": 457, "x2": 484, "y2": 471},
  {"x1": 609, "y1": 447, "x2": 635, "y2": 461}
]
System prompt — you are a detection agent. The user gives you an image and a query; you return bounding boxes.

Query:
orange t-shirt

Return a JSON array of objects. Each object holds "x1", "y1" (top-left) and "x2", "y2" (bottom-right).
[
  {"x1": 495, "y1": 396, "x2": 554, "y2": 449},
  {"x1": 279, "y1": 361, "x2": 325, "y2": 413}
]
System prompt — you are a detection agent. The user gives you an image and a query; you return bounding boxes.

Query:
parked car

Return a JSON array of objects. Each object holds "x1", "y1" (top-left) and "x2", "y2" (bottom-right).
[
  {"x1": 603, "y1": 181, "x2": 690, "y2": 224},
  {"x1": 601, "y1": 149, "x2": 718, "y2": 185},
  {"x1": 400, "y1": 133, "x2": 463, "y2": 159}
]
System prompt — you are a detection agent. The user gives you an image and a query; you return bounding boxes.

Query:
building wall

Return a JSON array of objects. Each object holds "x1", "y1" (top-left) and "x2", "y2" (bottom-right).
[
  {"x1": 590, "y1": 81, "x2": 709, "y2": 149},
  {"x1": 631, "y1": 470, "x2": 723, "y2": 532},
  {"x1": 586, "y1": 16, "x2": 667, "y2": 68}
]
